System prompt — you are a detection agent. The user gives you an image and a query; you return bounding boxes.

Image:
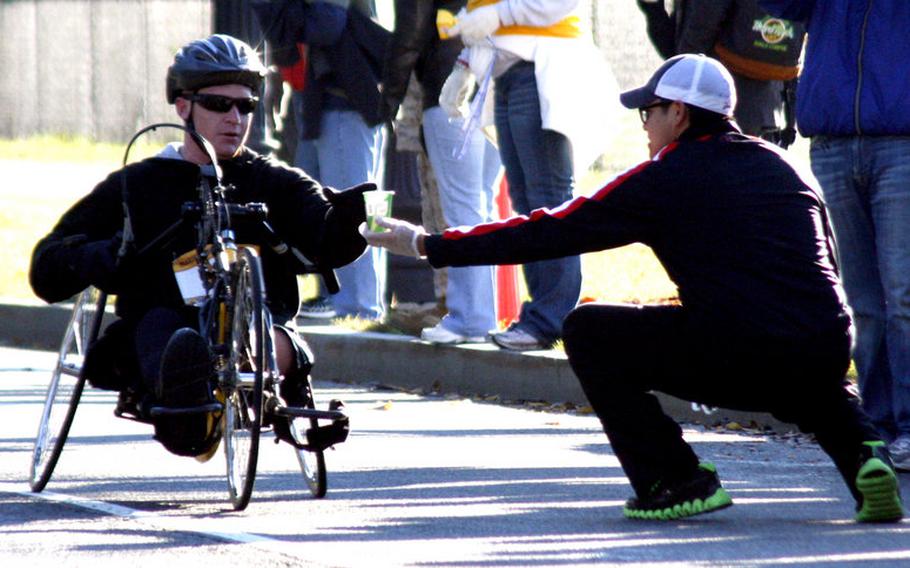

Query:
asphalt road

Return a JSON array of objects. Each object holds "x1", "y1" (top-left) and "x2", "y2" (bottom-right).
[{"x1": 1, "y1": 346, "x2": 908, "y2": 567}]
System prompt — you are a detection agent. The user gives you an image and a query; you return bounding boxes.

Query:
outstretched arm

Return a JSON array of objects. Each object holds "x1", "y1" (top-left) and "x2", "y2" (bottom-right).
[{"x1": 363, "y1": 160, "x2": 667, "y2": 269}]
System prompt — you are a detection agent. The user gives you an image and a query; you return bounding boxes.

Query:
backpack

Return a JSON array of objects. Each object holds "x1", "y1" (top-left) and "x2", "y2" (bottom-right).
[{"x1": 713, "y1": 0, "x2": 805, "y2": 81}]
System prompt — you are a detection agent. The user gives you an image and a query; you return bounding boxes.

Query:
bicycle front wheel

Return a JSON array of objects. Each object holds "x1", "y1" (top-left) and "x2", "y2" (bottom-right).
[
  {"x1": 223, "y1": 249, "x2": 266, "y2": 510},
  {"x1": 30, "y1": 288, "x2": 106, "y2": 492}
]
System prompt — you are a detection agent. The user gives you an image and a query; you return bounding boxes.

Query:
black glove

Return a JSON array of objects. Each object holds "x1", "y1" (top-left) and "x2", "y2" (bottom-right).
[
  {"x1": 323, "y1": 182, "x2": 376, "y2": 225},
  {"x1": 68, "y1": 237, "x2": 123, "y2": 292}
]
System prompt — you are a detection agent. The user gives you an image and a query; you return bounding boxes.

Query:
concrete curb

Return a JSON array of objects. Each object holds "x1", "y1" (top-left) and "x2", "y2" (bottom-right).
[{"x1": 0, "y1": 300, "x2": 791, "y2": 433}]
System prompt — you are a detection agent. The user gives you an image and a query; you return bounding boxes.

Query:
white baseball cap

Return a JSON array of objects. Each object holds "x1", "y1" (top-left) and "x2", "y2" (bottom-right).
[{"x1": 620, "y1": 53, "x2": 737, "y2": 116}]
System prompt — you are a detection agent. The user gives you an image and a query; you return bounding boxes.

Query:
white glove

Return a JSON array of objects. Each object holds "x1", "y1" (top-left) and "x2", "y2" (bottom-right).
[
  {"x1": 439, "y1": 61, "x2": 475, "y2": 119},
  {"x1": 449, "y1": 5, "x2": 500, "y2": 46},
  {"x1": 359, "y1": 217, "x2": 428, "y2": 258}
]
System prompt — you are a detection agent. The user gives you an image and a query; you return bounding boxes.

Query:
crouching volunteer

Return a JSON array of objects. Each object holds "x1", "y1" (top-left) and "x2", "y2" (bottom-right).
[{"x1": 362, "y1": 54, "x2": 904, "y2": 522}]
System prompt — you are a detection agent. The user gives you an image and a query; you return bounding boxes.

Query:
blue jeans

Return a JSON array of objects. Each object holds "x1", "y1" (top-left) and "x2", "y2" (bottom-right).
[
  {"x1": 493, "y1": 62, "x2": 581, "y2": 342},
  {"x1": 293, "y1": 92, "x2": 387, "y2": 319},
  {"x1": 810, "y1": 135, "x2": 910, "y2": 440},
  {"x1": 422, "y1": 106, "x2": 501, "y2": 336}
]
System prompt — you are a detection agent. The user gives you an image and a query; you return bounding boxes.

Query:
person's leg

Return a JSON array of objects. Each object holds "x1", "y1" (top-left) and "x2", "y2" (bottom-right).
[
  {"x1": 811, "y1": 136, "x2": 895, "y2": 440},
  {"x1": 730, "y1": 74, "x2": 783, "y2": 138},
  {"x1": 867, "y1": 136, "x2": 910, "y2": 443},
  {"x1": 291, "y1": 91, "x2": 333, "y2": 307},
  {"x1": 292, "y1": 91, "x2": 320, "y2": 179},
  {"x1": 82, "y1": 318, "x2": 138, "y2": 392},
  {"x1": 312, "y1": 109, "x2": 387, "y2": 319},
  {"x1": 494, "y1": 63, "x2": 580, "y2": 344},
  {"x1": 135, "y1": 307, "x2": 214, "y2": 457},
  {"x1": 562, "y1": 303, "x2": 703, "y2": 496},
  {"x1": 422, "y1": 106, "x2": 498, "y2": 337},
  {"x1": 134, "y1": 307, "x2": 192, "y2": 396},
  {"x1": 763, "y1": 328, "x2": 902, "y2": 521},
  {"x1": 563, "y1": 302, "x2": 736, "y2": 519},
  {"x1": 273, "y1": 324, "x2": 314, "y2": 407}
]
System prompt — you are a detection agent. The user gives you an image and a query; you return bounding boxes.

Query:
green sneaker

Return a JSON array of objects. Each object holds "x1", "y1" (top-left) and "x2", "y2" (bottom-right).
[
  {"x1": 624, "y1": 462, "x2": 733, "y2": 520},
  {"x1": 855, "y1": 441, "x2": 904, "y2": 523}
]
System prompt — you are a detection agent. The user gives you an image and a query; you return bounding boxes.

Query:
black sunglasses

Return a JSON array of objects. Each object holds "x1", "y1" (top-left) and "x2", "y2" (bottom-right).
[
  {"x1": 187, "y1": 93, "x2": 259, "y2": 115},
  {"x1": 638, "y1": 101, "x2": 672, "y2": 123}
]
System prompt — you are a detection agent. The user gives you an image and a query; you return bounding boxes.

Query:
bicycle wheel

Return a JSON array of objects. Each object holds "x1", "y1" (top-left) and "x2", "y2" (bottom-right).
[
  {"x1": 30, "y1": 288, "x2": 106, "y2": 492},
  {"x1": 290, "y1": 375, "x2": 327, "y2": 498},
  {"x1": 223, "y1": 248, "x2": 265, "y2": 510}
]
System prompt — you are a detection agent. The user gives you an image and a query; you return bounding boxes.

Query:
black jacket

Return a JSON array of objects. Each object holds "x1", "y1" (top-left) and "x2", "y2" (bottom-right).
[
  {"x1": 426, "y1": 123, "x2": 851, "y2": 342},
  {"x1": 381, "y1": 0, "x2": 465, "y2": 119},
  {"x1": 253, "y1": 1, "x2": 390, "y2": 139},
  {"x1": 30, "y1": 149, "x2": 367, "y2": 323},
  {"x1": 637, "y1": 0, "x2": 788, "y2": 138}
]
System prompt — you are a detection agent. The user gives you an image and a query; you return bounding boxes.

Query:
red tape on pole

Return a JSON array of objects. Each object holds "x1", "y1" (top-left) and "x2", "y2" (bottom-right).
[{"x1": 495, "y1": 177, "x2": 520, "y2": 327}]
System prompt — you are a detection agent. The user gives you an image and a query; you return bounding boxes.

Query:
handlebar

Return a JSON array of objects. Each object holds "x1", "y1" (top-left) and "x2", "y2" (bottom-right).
[{"x1": 179, "y1": 201, "x2": 340, "y2": 294}]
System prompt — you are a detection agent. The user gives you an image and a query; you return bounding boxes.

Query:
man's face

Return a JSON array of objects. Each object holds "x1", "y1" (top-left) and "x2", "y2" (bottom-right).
[
  {"x1": 176, "y1": 84, "x2": 255, "y2": 161},
  {"x1": 641, "y1": 100, "x2": 679, "y2": 158}
]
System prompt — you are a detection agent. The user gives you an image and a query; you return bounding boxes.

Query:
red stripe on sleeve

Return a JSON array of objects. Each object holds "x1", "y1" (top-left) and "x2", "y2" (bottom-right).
[{"x1": 441, "y1": 144, "x2": 677, "y2": 242}]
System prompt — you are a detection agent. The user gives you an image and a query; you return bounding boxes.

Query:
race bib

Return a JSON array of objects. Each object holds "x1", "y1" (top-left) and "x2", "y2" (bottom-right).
[
  {"x1": 172, "y1": 250, "x2": 207, "y2": 305},
  {"x1": 172, "y1": 244, "x2": 261, "y2": 305}
]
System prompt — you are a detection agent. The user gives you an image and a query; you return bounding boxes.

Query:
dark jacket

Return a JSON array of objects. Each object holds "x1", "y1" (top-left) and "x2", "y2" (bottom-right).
[
  {"x1": 30, "y1": 149, "x2": 367, "y2": 323},
  {"x1": 253, "y1": 1, "x2": 390, "y2": 139},
  {"x1": 426, "y1": 122, "x2": 851, "y2": 342},
  {"x1": 638, "y1": 0, "x2": 788, "y2": 137},
  {"x1": 381, "y1": 0, "x2": 465, "y2": 119},
  {"x1": 761, "y1": 0, "x2": 910, "y2": 136}
]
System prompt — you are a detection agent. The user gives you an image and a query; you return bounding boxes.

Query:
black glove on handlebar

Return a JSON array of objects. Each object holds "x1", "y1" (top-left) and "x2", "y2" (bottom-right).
[{"x1": 323, "y1": 182, "x2": 376, "y2": 226}]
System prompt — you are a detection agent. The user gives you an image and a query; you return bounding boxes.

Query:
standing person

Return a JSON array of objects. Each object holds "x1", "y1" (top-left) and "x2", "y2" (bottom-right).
[
  {"x1": 439, "y1": 0, "x2": 615, "y2": 350},
  {"x1": 636, "y1": 0, "x2": 803, "y2": 147},
  {"x1": 381, "y1": 0, "x2": 501, "y2": 344},
  {"x1": 256, "y1": 0, "x2": 390, "y2": 320},
  {"x1": 29, "y1": 35, "x2": 369, "y2": 457},
  {"x1": 761, "y1": 0, "x2": 910, "y2": 471},
  {"x1": 363, "y1": 54, "x2": 904, "y2": 522}
]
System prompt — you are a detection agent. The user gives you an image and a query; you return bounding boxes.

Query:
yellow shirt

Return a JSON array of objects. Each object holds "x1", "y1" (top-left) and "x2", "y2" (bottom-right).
[{"x1": 467, "y1": 0, "x2": 582, "y2": 38}]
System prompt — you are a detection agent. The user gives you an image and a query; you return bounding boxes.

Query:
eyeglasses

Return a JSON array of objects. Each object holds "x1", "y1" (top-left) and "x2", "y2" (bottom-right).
[
  {"x1": 187, "y1": 93, "x2": 259, "y2": 115},
  {"x1": 638, "y1": 101, "x2": 672, "y2": 124}
]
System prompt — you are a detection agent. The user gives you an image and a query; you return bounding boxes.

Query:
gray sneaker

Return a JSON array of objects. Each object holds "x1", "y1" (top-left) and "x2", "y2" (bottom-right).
[
  {"x1": 889, "y1": 435, "x2": 910, "y2": 472},
  {"x1": 491, "y1": 326, "x2": 548, "y2": 351},
  {"x1": 299, "y1": 297, "x2": 336, "y2": 319},
  {"x1": 420, "y1": 324, "x2": 487, "y2": 345}
]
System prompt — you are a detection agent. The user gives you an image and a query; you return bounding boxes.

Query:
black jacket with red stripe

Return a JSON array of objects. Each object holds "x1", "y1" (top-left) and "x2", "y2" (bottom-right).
[{"x1": 425, "y1": 123, "x2": 851, "y2": 342}]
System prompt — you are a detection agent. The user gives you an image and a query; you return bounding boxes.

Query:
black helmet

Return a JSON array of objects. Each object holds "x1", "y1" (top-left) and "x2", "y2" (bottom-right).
[{"x1": 166, "y1": 34, "x2": 266, "y2": 103}]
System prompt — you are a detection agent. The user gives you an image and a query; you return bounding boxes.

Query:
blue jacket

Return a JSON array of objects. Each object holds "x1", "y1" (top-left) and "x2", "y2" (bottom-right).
[{"x1": 761, "y1": 0, "x2": 910, "y2": 136}]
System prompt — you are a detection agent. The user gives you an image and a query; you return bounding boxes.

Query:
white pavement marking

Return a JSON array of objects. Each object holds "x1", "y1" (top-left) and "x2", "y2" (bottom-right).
[{"x1": 0, "y1": 482, "x2": 286, "y2": 549}]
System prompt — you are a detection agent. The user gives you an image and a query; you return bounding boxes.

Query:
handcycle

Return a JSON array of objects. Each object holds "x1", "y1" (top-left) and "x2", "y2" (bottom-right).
[{"x1": 29, "y1": 124, "x2": 349, "y2": 510}]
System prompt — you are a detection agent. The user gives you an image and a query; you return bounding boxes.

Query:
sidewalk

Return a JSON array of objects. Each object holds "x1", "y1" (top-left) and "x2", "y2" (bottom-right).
[{"x1": 0, "y1": 299, "x2": 790, "y2": 433}]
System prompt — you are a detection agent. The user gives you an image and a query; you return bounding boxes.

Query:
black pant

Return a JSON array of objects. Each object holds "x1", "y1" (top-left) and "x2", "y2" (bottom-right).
[{"x1": 562, "y1": 303, "x2": 880, "y2": 503}]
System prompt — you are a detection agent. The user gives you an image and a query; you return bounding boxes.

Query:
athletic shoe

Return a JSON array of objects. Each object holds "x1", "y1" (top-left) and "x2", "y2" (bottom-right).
[
  {"x1": 420, "y1": 323, "x2": 488, "y2": 344},
  {"x1": 156, "y1": 328, "x2": 214, "y2": 407},
  {"x1": 888, "y1": 435, "x2": 910, "y2": 472},
  {"x1": 491, "y1": 325, "x2": 548, "y2": 351},
  {"x1": 624, "y1": 462, "x2": 733, "y2": 520},
  {"x1": 154, "y1": 329, "x2": 217, "y2": 457},
  {"x1": 280, "y1": 372, "x2": 314, "y2": 409},
  {"x1": 298, "y1": 297, "x2": 336, "y2": 319},
  {"x1": 855, "y1": 441, "x2": 904, "y2": 523}
]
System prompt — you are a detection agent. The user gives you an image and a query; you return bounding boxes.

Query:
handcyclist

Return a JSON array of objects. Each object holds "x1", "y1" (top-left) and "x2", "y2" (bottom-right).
[
  {"x1": 29, "y1": 34, "x2": 370, "y2": 457},
  {"x1": 363, "y1": 54, "x2": 904, "y2": 523}
]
